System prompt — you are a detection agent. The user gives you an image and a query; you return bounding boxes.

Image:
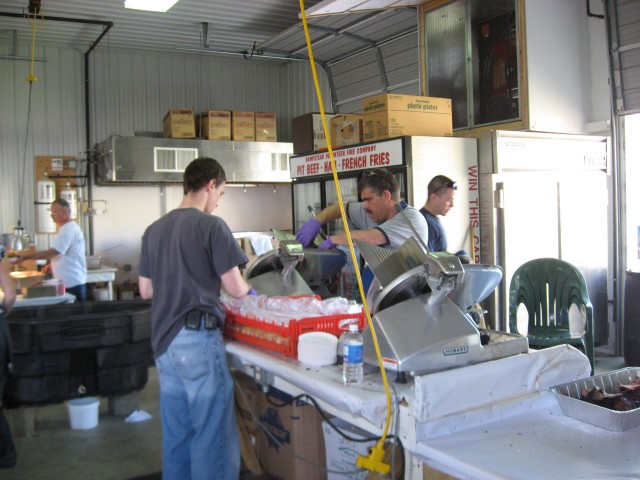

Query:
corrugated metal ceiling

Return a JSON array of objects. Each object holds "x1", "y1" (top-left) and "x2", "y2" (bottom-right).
[{"x1": 0, "y1": 0, "x2": 418, "y2": 65}]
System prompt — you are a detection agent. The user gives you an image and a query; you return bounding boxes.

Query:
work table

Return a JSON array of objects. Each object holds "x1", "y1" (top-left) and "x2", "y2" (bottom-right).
[
  {"x1": 226, "y1": 341, "x2": 640, "y2": 479},
  {"x1": 1, "y1": 290, "x2": 76, "y2": 308}
]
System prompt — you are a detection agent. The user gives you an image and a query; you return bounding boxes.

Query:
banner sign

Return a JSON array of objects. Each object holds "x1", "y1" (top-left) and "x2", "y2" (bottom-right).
[{"x1": 290, "y1": 138, "x2": 404, "y2": 178}]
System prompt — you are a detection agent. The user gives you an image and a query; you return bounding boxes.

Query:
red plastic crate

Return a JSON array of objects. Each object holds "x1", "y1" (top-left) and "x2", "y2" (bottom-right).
[{"x1": 224, "y1": 306, "x2": 365, "y2": 358}]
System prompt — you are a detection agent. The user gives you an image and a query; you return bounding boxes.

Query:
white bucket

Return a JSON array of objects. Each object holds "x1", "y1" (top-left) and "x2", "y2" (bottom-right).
[
  {"x1": 67, "y1": 397, "x2": 100, "y2": 430},
  {"x1": 92, "y1": 287, "x2": 109, "y2": 301}
]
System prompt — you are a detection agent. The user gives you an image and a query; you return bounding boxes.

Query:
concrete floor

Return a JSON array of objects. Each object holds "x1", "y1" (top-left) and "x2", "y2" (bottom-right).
[{"x1": 2, "y1": 353, "x2": 629, "y2": 480}]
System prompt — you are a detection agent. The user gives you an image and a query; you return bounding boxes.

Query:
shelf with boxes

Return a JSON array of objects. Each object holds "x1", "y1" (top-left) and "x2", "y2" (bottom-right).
[
  {"x1": 292, "y1": 93, "x2": 453, "y2": 155},
  {"x1": 163, "y1": 107, "x2": 277, "y2": 142}
]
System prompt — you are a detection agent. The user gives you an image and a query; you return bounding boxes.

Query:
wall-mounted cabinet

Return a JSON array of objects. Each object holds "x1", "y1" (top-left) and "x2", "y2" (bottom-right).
[
  {"x1": 423, "y1": 0, "x2": 520, "y2": 131},
  {"x1": 421, "y1": 0, "x2": 603, "y2": 135}
]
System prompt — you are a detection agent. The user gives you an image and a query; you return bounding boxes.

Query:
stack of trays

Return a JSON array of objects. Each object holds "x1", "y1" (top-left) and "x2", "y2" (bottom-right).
[{"x1": 297, "y1": 332, "x2": 338, "y2": 367}]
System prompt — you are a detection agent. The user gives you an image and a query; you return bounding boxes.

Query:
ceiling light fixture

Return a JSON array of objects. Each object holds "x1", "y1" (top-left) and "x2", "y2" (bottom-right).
[{"x1": 124, "y1": 0, "x2": 179, "y2": 12}]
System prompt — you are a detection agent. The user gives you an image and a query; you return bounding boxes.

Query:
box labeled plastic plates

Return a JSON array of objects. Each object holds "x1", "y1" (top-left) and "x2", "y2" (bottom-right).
[
  {"x1": 223, "y1": 296, "x2": 364, "y2": 358},
  {"x1": 550, "y1": 367, "x2": 640, "y2": 431}
]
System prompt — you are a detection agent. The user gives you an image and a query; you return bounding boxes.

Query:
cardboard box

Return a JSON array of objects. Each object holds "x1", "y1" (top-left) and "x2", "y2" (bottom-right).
[
  {"x1": 292, "y1": 112, "x2": 337, "y2": 154},
  {"x1": 232, "y1": 111, "x2": 256, "y2": 141},
  {"x1": 162, "y1": 107, "x2": 196, "y2": 139},
  {"x1": 331, "y1": 114, "x2": 362, "y2": 147},
  {"x1": 199, "y1": 110, "x2": 231, "y2": 140},
  {"x1": 323, "y1": 418, "x2": 376, "y2": 480},
  {"x1": 256, "y1": 387, "x2": 326, "y2": 480},
  {"x1": 255, "y1": 112, "x2": 277, "y2": 142},
  {"x1": 233, "y1": 371, "x2": 263, "y2": 475},
  {"x1": 233, "y1": 371, "x2": 260, "y2": 435},
  {"x1": 361, "y1": 94, "x2": 452, "y2": 141},
  {"x1": 25, "y1": 284, "x2": 58, "y2": 298}
]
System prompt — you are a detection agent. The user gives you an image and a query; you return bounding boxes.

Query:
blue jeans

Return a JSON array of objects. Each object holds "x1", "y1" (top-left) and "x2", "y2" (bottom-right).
[
  {"x1": 155, "y1": 327, "x2": 239, "y2": 480},
  {"x1": 66, "y1": 284, "x2": 86, "y2": 303}
]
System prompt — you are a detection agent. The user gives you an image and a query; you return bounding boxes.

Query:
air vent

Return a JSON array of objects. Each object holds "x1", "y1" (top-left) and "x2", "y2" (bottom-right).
[
  {"x1": 97, "y1": 136, "x2": 293, "y2": 185},
  {"x1": 154, "y1": 147, "x2": 198, "y2": 172}
]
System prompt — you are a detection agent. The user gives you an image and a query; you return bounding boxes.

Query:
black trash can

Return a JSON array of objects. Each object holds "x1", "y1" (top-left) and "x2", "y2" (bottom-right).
[{"x1": 624, "y1": 270, "x2": 640, "y2": 366}]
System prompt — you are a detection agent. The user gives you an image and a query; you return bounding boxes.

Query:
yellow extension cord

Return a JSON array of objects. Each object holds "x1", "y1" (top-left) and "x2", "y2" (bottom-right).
[
  {"x1": 26, "y1": 8, "x2": 42, "y2": 83},
  {"x1": 298, "y1": 1, "x2": 392, "y2": 475}
]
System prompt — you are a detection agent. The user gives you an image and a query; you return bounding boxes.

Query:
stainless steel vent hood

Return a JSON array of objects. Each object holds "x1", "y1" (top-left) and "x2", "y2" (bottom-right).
[{"x1": 96, "y1": 136, "x2": 293, "y2": 185}]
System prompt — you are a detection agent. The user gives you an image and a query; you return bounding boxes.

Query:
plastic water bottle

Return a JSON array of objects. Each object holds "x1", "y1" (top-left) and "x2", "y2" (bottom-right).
[{"x1": 342, "y1": 324, "x2": 363, "y2": 385}]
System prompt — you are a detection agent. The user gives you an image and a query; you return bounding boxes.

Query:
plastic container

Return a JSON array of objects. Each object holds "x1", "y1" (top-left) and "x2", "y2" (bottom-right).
[
  {"x1": 86, "y1": 255, "x2": 102, "y2": 270},
  {"x1": 342, "y1": 324, "x2": 363, "y2": 385},
  {"x1": 549, "y1": 367, "x2": 640, "y2": 431},
  {"x1": 93, "y1": 287, "x2": 109, "y2": 301},
  {"x1": 297, "y1": 332, "x2": 338, "y2": 366},
  {"x1": 224, "y1": 302, "x2": 365, "y2": 358},
  {"x1": 67, "y1": 397, "x2": 100, "y2": 430}
]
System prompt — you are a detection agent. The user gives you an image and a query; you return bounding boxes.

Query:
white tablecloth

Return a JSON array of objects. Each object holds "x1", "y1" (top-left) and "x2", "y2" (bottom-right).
[
  {"x1": 4, "y1": 292, "x2": 76, "y2": 308},
  {"x1": 413, "y1": 391, "x2": 640, "y2": 480},
  {"x1": 85, "y1": 266, "x2": 118, "y2": 283},
  {"x1": 226, "y1": 341, "x2": 640, "y2": 479}
]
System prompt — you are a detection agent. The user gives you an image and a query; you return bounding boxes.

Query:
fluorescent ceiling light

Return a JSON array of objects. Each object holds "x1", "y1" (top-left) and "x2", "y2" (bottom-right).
[{"x1": 124, "y1": 0, "x2": 179, "y2": 12}]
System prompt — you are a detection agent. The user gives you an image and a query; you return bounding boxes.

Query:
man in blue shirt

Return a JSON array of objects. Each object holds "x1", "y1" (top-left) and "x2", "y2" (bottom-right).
[
  {"x1": 420, "y1": 175, "x2": 457, "y2": 252},
  {"x1": 419, "y1": 175, "x2": 470, "y2": 263}
]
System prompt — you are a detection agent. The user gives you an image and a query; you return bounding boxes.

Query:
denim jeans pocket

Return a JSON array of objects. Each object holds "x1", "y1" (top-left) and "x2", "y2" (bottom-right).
[{"x1": 170, "y1": 343, "x2": 210, "y2": 381}]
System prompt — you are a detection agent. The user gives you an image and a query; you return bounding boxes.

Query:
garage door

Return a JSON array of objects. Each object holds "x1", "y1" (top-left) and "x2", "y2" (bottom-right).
[{"x1": 607, "y1": 0, "x2": 640, "y2": 115}]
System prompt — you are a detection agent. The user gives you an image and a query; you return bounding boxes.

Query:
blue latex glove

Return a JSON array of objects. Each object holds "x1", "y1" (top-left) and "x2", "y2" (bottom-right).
[
  {"x1": 455, "y1": 250, "x2": 471, "y2": 264},
  {"x1": 296, "y1": 218, "x2": 322, "y2": 247},
  {"x1": 248, "y1": 287, "x2": 258, "y2": 296},
  {"x1": 318, "y1": 237, "x2": 336, "y2": 250}
]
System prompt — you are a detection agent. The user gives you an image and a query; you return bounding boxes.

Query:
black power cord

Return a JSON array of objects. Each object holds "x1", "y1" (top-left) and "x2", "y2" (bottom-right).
[{"x1": 262, "y1": 387, "x2": 405, "y2": 479}]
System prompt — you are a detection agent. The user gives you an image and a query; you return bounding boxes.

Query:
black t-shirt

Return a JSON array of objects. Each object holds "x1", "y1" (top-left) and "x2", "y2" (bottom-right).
[{"x1": 139, "y1": 208, "x2": 248, "y2": 357}]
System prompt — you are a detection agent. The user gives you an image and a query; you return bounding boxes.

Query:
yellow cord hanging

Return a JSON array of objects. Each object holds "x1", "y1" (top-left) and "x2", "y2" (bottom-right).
[
  {"x1": 298, "y1": 1, "x2": 393, "y2": 475},
  {"x1": 26, "y1": 8, "x2": 44, "y2": 83}
]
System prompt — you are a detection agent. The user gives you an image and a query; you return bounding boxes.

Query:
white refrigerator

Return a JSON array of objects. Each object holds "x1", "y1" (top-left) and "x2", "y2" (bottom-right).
[{"x1": 477, "y1": 130, "x2": 610, "y2": 345}]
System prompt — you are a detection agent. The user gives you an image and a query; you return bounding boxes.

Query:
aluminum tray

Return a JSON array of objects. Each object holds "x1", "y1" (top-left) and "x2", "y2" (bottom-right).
[{"x1": 549, "y1": 367, "x2": 640, "y2": 431}]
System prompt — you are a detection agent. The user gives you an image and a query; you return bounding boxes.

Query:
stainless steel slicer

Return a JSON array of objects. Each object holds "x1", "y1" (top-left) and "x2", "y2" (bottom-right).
[
  {"x1": 356, "y1": 238, "x2": 528, "y2": 376},
  {"x1": 246, "y1": 237, "x2": 347, "y2": 298}
]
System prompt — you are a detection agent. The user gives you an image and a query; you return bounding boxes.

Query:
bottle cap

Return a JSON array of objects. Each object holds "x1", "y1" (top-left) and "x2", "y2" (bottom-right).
[{"x1": 348, "y1": 323, "x2": 358, "y2": 332}]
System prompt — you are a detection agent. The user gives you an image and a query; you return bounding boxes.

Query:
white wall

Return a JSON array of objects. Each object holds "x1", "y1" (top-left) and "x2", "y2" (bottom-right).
[
  {"x1": 0, "y1": 42, "x2": 328, "y2": 269},
  {"x1": 91, "y1": 183, "x2": 292, "y2": 284},
  {"x1": 524, "y1": 0, "x2": 611, "y2": 134}
]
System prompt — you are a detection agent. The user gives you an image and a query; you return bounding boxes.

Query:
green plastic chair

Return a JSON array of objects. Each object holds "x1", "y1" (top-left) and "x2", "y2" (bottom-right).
[{"x1": 508, "y1": 258, "x2": 595, "y2": 374}]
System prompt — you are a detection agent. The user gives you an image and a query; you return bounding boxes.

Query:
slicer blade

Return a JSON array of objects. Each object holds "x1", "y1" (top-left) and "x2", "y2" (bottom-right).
[{"x1": 354, "y1": 237, "x2": 427, "y2": 289}]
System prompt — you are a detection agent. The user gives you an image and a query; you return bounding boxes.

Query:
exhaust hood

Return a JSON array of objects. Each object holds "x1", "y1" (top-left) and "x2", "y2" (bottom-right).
[{"x1": 96, "y1": 135, "x2": 293, "y2": 185}]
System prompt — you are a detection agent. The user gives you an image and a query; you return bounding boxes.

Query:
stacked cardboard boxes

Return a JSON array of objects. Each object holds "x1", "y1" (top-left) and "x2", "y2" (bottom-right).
[
  {"x1": 165, "y1": 108, "x2": 278, "y2": 142},
  {"x1": 330, "y1": 114, "x2": 362, "y2": 147},
  {"x1": 199, "y1": 110, "x2": 232, "y2": 140},
  {"x1": 232, "y1": 111, "x2": 256, "y2": 141},
  {"x1": 255, "y1": 112, "x2": 277, "y2": 142},
  {"x1": 361, "y1": 93, "x2": 452, "y2": 141},
  {"x1": 163, "y1": 108, "x2": 196, "y2": 139},
  {"x1": 292, "y1": 112, "x2": 337, "y2": 154}
]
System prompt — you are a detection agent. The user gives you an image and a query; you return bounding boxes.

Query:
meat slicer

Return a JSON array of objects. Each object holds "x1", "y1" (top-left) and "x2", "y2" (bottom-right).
[
  {"x1": 356, "y1": 238, "x2": 528, "y2": 377},
  {"x1": 246, "y1": 237, "x2": 347, "y2": 298}
]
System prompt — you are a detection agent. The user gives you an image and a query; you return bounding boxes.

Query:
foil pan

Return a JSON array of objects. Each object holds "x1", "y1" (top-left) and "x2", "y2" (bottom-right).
[{"x1": 549, "y1": 367, "x2": 640, "y2": 431}]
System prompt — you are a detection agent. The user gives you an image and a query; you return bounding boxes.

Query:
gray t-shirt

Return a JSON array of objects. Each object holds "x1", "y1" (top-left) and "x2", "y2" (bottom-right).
[
  {"x1": 346, "y1": 202, "x2": 428, "y2": 250},
  {"x1": 139, "y1": 208, "x2": 248, "y2": 357}
]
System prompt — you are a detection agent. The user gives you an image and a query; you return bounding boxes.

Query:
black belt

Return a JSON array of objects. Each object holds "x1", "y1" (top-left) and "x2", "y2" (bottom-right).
[{"x1": 184, "y1": 309, "x2": 220, "y2": 331}]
